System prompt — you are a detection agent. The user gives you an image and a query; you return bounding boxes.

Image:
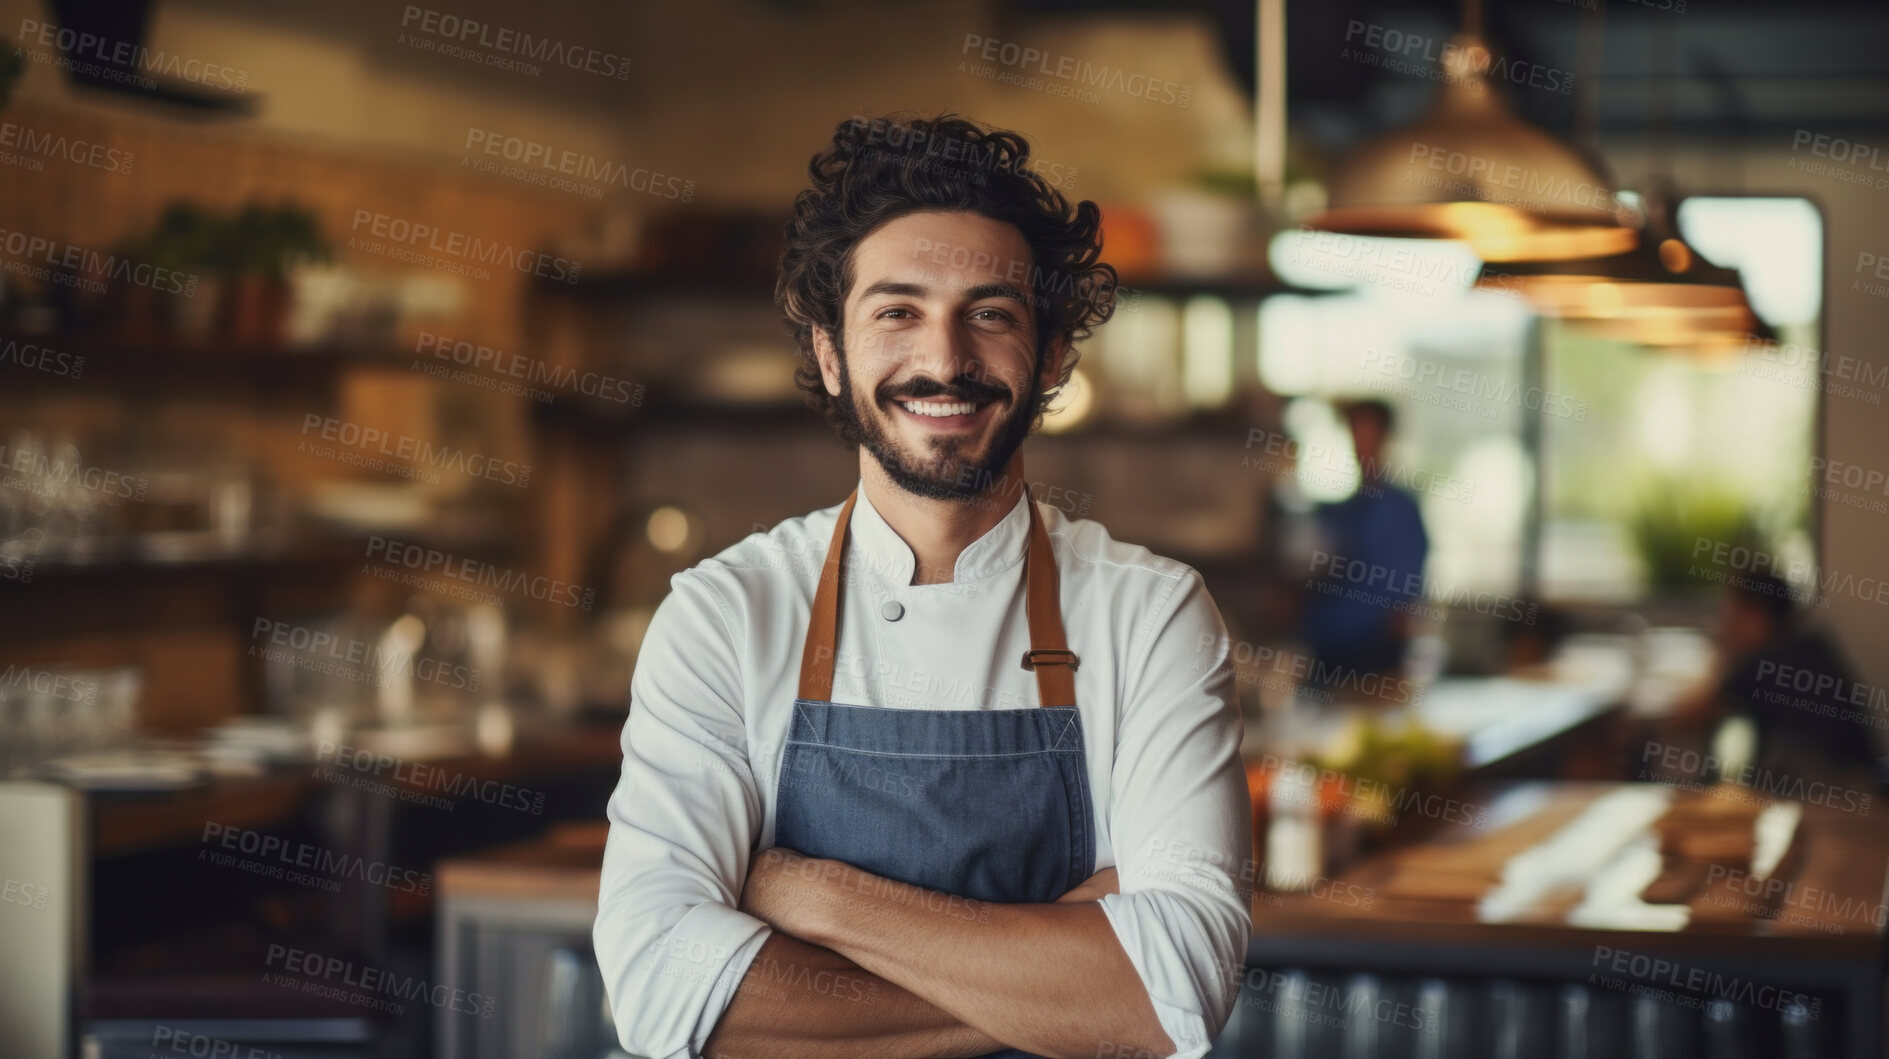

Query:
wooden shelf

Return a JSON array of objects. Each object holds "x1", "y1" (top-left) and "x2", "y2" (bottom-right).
[
  {"x1": 91, "y1": 772, "x2": 316, "y2": 859},
  {"x1": 539, "y1": 269, "x2": 775, "y2": 301},
  {"x1": 0, "y1": 335, "x2": 421, "y2": 395},
  {"x1": 12, "y1": 523, "x2": 515, "y2": 587},
  {"x1": 88, "y1": 723, "x2": 622, "y2": 859}
]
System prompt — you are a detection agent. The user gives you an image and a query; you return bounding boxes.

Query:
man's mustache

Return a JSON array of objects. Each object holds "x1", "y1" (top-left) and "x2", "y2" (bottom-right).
[{"x1": 877, "y1": 374, "x2": 1012, "y2": 406}]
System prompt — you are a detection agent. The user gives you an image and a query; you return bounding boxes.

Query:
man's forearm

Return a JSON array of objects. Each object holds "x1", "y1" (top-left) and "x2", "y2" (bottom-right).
[
  {"x1": 703, "y1": 931, "x2": 1006, "y2": 1059},
  {"x1": 781, "y1": 862, "x2": 1174, "y2": 1059}
]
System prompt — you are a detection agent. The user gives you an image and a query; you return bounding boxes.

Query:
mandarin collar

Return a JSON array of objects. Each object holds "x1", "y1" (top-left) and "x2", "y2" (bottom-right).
[{"x1": 848, "y1": 480, "x2": 1032, "y2": 586}]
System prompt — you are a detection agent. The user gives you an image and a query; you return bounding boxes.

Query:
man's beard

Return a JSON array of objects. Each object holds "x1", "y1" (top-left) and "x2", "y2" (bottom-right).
[{"x1": 833, "y1": 334, "x2": 1039, "y2": 502}]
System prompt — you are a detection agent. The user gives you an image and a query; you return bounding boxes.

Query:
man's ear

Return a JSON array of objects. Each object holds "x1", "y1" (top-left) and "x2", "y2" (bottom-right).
[{"x1": 812, "y1": 326, "x2": 843, "y2": 397}]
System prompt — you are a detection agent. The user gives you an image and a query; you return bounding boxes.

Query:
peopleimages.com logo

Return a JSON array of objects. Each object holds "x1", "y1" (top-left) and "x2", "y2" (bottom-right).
[
  {"x1": 1341, "y1": 20, "x2": 1574, "y2": 95},
  {"x1": 15, "y1": 17, "x2": 249, "y2": 92},
  {"x1": 363, "y1": 536, "x2": 597, "y2": 611},
  {"x1": 316, "y1": 740, "x2": 546, "y2": 815},
  {"x1": 299, "y1": 413, "x2": 532, "y2": 488},
  {"x1": 347, "y1": 210, "x2": 581, "y2": 285},
  {"x1": 0, "y1": 226, "x2": 197, "y2": 297},
  {"x1": 463, "y1": 128, "x2": 693, "y2": 202},
  {"x1": 414, "y1": 330, "x2": 642, "y2": 405},
  {"x1": 250, "y1": 617, "x2": 481, "y2": 694},
  {"x1": 0, "y1": 117, "x2": 134, "y2": 176},
  {"x1": 1, "y1": 664, "x2": 98, "y2": 705},
  {"x1": 264, "y1": 943, "x2": 495, "y2": 1019},
  {"x1": 0, "y1": 337, "x2": 84, "y2": 380},
  {"x1": 959, "y1": 33, "x2": 1191, "y2": 108},
  {"x1": 149, "y1": 1027, "x2": 286, "y2": 1059},
  {"x1": 398, "y1": 6, "x2": 631, "y2": 80},
  {"x1": 200, "y1": 821, "x2": 431, "y2": 895},
  {"x1": 1, "y1": 877, "x2": 48, "y2": 911},
  {"x1": 850, "y1": 115, "x2": 1079, "y2": 192}
]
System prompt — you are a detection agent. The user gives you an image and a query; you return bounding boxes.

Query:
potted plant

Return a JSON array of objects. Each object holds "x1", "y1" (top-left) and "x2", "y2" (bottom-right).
[
  {"x1": 122, "y1": 202, "x2": 223, "y2": 344},
  {"x1": 217, "y1": 202, "x2": 329, "y2": 348},
  {"x1": 1628, "y1": 477, "x2": 1763, "y2": 595}
]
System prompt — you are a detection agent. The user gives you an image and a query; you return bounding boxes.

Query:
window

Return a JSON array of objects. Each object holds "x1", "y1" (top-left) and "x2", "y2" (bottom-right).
[
  {"x1": 1539, "y1": 198, "x2": 1822, "y2": 602},
  {"x1": 1256, "y1": 200, "x2": 1824, "y2": 609}
]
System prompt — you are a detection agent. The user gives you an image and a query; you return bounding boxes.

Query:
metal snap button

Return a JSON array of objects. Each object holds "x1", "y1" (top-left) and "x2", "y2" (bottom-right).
[{"x1": 880, "y1": 599, "x2": 904, "y2": 622}]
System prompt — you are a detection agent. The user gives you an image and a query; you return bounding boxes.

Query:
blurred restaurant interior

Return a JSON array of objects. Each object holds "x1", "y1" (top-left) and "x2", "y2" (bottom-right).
[{"x1": 3, "y1": 0, "x2": 1889, "y2": 1056}]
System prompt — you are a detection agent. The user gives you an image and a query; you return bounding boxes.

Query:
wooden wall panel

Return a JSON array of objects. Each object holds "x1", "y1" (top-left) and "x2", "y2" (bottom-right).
[{"x1": 0, "y1": 102, "x2": 606, "y2": 733}]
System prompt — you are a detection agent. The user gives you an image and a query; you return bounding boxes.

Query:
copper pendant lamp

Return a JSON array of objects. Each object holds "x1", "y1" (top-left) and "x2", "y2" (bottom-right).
[
  {"x1": 1472, "y1": 0, "x2": 1773, "y2": 360},
  {"x1": 1478, "y1": 186, "x2": 1773, "y2": 357},
  {"x1": 1307, "y1": 2, "x2": 1637, "y2": 263}
]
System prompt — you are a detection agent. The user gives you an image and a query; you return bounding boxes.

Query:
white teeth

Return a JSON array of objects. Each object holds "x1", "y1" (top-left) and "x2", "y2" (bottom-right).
[{"x1": 900, "y1": 400, "x2": 977, "y2": 418}]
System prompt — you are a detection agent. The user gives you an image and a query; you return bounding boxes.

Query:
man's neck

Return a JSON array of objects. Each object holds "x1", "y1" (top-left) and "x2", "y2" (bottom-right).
[{"x1": 860, "y1": 453, "x2": 1026, "y2": 586}]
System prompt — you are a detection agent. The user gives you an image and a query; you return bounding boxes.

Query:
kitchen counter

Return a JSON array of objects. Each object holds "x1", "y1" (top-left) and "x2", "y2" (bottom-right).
[
  {"x1": 88, "y1": 722, "x2": 624, "y2": 858},
  {"x1": 1245, "y1": 781, "x2": 1888, "y2": 1058}
]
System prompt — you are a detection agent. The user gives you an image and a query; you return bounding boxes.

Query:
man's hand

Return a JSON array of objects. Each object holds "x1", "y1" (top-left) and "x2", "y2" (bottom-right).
[{"x1": 1056, "y1": 867, "x2": 1119, "y2": 904}]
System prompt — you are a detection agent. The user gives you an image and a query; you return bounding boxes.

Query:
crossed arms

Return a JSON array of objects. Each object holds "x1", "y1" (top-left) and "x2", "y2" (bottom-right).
[
  {"x1": 704, "y1": 852, "x2": 1170, "y2": 1059},
  {"x1": 595, "y1": 568, "x2": 1252, "y2": 1059}
]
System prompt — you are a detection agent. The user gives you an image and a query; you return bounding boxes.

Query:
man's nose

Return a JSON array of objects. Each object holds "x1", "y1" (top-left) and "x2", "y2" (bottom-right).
[{"x1": 904, "y1": 317, "x2": 979, "y2": 383}]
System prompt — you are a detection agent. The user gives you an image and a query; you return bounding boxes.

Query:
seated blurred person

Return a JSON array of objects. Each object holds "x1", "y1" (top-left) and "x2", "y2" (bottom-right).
[
  {"x1": 1673, "y1": 572, "x2": 1882, "y2": 785},
  {"x1": 1298, "y1": 399, "x2": 1430, "y2": 692}
]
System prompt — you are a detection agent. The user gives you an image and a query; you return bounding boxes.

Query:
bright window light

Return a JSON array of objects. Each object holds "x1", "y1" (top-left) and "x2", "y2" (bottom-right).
[
  {"x1": 1677, "y1": 197, "x2": 1822, "y2": 327},
  {"x1": 1181, "y1": 296, "x2": 1235, "y2": 408}
]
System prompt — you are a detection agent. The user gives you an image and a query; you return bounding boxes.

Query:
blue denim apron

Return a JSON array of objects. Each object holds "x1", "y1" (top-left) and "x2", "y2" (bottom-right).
[{"x1": 774, "y1": 487, "x2": 1094, "y2": 1059}]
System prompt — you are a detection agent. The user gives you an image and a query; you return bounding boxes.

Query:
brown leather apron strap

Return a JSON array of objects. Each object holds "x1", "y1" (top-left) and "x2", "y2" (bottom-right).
[
  {"x1": 794, "y1": 486, "x2": 1078, "y2": 707},
  {"x1": 1019, "y1": 496, "x2": 1078, "y2": 707},
  {"x1": 796, "y1": 489, "x2": 858, "y2": 703}
]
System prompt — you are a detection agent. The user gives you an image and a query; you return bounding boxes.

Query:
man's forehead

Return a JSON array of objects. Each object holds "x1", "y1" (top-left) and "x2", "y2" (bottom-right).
[{"x1": 850, "y1": 213, "x2": 1036, "y2": 294}]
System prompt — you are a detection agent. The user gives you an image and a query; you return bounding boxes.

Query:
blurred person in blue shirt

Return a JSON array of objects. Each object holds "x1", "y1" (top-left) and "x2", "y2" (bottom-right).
[{"x1": 1299, "y1": 399, "x2": 1430, "y2": 688}]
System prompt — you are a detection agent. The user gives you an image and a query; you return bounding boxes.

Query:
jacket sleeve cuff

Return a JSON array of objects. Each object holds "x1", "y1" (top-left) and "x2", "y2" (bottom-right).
[
  {"x1": 624, "y1": 900, "x2": 770, "y2": 1059},
  {"x1": 1096, "y1": 890, "x2": 1233, "y2": 1059},
  {"x1": 685, "y1": 909, "x2": 772, "y2": 1057}
]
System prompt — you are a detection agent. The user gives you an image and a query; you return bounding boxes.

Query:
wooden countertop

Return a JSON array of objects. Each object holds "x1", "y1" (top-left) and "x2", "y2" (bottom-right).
[
  {"x1": 1252, "y1": 781, "x2": 1889, "y2": 965},
  {"x1": 437, "y1": 821, "x2": 606, "y2": 903},
  {"x1": 92, "y1": 772, "x2": 317, "y2": 859},
  {"x1": 89, "y1": 722, "x2": 623, "y2": 858},
  {"x1": 1415, "y1": 676, "x2": 1624, "y2": 771}
]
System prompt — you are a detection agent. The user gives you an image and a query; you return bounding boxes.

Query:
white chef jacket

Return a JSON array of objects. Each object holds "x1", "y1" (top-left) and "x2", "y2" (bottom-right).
[{"x1": 594, "y1": 482, "x2": 1253, "y2": 1058}]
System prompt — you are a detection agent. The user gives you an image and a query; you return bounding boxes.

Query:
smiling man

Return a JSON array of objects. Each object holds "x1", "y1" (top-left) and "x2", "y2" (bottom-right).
[{"x1": 594, "y1": 113, "x2": 1252, "y2": 1059}]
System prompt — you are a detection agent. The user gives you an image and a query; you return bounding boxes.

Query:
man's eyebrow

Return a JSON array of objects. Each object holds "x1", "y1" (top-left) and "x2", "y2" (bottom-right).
[
  {"x1": 966, "y1": 283, "x2": 1029, "y2": 306},
  {"x1": 858, "y1": 280, "x2": 928, "y2": 299},
  {"x1": 854, "y1": 279, "x2": 1033, "y2": 307}
]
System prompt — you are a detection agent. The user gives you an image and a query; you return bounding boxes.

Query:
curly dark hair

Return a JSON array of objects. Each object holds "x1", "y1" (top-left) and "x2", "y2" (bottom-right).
[{"x1": 776, "y1": 112, "x2": 1118, "y2": 441}]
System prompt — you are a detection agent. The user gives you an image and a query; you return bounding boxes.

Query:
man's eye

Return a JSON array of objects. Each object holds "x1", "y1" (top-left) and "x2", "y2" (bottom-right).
[
  {"x1": 971, "y1": 308, "x2": 1014, "y2": 323},
  {"x1": 876, "y1": 308, "x2": 914, "y2": 320}
]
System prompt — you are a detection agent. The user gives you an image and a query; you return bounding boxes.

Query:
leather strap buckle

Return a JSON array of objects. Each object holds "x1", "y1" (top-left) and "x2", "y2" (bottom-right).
[{"x1": 1021, "y1": 649, "x2": 1080, "y2": 672}]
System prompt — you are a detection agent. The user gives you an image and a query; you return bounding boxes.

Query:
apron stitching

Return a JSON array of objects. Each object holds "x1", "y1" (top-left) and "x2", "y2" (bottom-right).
[
  {"x1": 796, "y1": 701, "x2": 1049, "y2": 716},
  {"x1": 778, "y1": 741, "x2": 1081, "y2": 759},
  {"x1": 1067, "y1": 716, "x2": 1094, "y2": 887},
  {"x1": 1049, "y1": 712, "x2": 1078, "y2": 751},
  {"x1": 1067, "y1": 758, "x2": 1083, "y2": 891}
]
